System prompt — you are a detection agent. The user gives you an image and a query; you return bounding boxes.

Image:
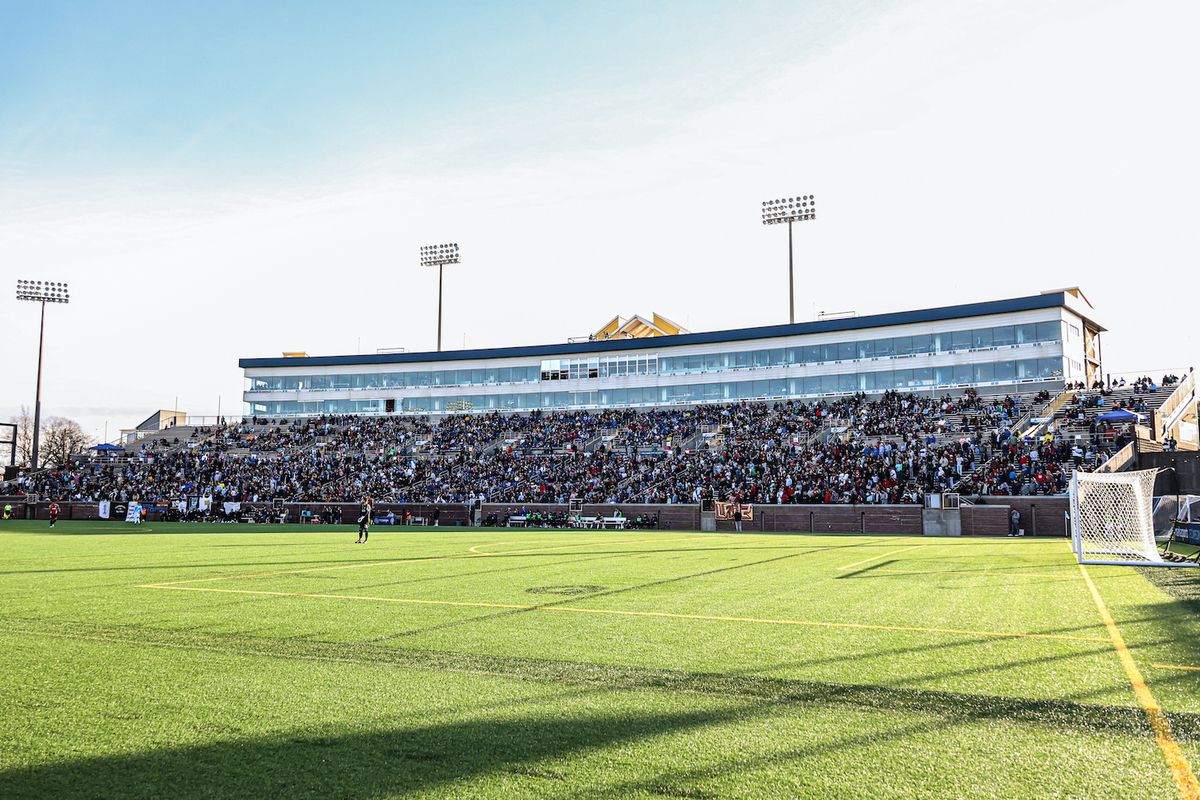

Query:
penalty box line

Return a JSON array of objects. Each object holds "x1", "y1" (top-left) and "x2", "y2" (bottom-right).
[{"x1": 134, "y1": 582, "x2": 1110, "y2": 644}]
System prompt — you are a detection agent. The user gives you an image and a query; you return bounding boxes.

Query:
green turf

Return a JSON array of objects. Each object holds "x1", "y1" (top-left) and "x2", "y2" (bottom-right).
[{"x1": 2, "y1": 520, "x2": 1199, "y2": 799}]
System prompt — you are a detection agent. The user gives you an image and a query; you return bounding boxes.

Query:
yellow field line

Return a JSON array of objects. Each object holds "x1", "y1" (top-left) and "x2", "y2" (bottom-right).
[
  {"x1": 1153, "y1": 664, "x2": 1200, "y2": 672},
  {"x1": 135, "y1": 583, "x2": 1109, "y2": 643},
  {"x1": 837, "y1": 544, "x2": 926, "y2": 571},
  {"x1": 1078, "y1": 564, "x2": 1200, "y2": 800},
  {"x1": 148, "y1": 535, "x2": 700, "y2": 587}
]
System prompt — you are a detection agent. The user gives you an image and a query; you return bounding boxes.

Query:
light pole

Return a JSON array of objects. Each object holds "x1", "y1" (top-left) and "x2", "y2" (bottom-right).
[
  {"x1": 15, "y1": 279, "x2": 70, "y2": 470},
  {"x1": 761, "y1": 195, "x2": 816, "y2": 324},
  {"x1": 419, "y1": 243, "x2": 459, "y2": 352}
]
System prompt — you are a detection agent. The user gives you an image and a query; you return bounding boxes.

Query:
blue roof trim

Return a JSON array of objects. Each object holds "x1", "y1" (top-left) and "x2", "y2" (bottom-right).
[{"x1": 239, "y1": 292, "x2": 1068, "y2": 369}]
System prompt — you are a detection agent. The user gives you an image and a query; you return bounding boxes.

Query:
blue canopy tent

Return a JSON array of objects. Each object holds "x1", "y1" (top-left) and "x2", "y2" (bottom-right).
[
  {"x1": 89, "y1": 443, "x2": 125, "y2": 452},
  {"x1": 1095, "y1": 408, "x2": 1142, "y2": 424}
]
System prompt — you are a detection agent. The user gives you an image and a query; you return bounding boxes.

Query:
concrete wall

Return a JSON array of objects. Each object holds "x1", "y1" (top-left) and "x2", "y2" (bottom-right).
[
  {"x1": 1139, "y1": 451, "x2": 1200, "y2": 495},
  {"x1": 1, "y1": 496, "x2": 1071, "y2": 535}
]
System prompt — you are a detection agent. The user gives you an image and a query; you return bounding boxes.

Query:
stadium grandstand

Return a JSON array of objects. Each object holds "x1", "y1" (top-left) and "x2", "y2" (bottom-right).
[{"x1": 5, "y1": 286, "x2": 1196, "y2": 532}]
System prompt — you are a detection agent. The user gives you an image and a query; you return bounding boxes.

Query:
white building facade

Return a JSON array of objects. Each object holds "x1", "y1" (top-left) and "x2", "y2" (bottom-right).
[{"x1": 240, "y1": 290, "x2": 1103, "y2": 417}]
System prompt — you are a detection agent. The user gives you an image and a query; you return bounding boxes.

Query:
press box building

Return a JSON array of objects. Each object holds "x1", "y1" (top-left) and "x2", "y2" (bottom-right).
[{"x1": 240, "y1": 289, "x2": 1103, "y2": 418}]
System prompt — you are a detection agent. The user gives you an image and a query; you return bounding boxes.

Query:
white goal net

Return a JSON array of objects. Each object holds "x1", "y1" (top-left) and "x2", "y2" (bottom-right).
[{"x1": 1071, "y1": 469, "x2": 1194, "y2": 567}]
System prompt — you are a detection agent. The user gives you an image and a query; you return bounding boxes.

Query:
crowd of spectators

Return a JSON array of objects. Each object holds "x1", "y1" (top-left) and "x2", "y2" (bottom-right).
[{"x1": 6, "y1": 388, "x2": 1118, "y2": 509}]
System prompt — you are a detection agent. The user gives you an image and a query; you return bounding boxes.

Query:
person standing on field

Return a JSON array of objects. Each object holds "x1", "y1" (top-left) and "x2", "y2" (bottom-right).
[
  {"x1": 733, "y1": 503, "x2": 743, "y2": 532},
  {"x1": 48, "y1": 501, "x2": 60, "y2": 528},
  {"x1": 356, "y1": 495, "x2": 373, "y2": 544}
]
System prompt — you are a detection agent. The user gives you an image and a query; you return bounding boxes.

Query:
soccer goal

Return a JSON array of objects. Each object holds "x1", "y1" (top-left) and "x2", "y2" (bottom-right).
[{"x1": 1070, "y1": 469, "x2": 1197, "y2": 567}]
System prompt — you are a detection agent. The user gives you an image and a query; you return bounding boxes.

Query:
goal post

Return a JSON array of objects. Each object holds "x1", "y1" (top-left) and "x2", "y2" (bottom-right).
[{"x1": 1070, "y1": 469, "x2": 1197, "y2": 567}]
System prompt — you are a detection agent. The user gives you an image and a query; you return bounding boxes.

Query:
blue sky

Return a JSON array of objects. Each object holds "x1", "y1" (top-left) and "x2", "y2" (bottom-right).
[
  {"x1": 1, "y1": 1, "x2": 859, "y2": 180},
  {"x1": 1, "y1": 1, "x2": 1197, "y2": 440}
]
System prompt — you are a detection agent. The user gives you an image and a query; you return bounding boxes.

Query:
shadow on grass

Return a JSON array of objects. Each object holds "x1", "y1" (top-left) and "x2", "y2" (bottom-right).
[{"x1": 0, "y1": 705, "x2": 746, "y2": 800}]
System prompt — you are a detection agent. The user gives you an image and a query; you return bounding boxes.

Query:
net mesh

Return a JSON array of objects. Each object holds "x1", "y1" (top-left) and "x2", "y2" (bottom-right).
[{"x1": 1071, "y1": 469, "x2": 1161, "y2": 564}]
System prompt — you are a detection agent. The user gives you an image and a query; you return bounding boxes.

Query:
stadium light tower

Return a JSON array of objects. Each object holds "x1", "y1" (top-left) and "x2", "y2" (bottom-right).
[
  {"x1": 761, "y1": 195, "x2": 816, "y2": 324},
  {"x1": 15, "y1": 279, "x2": 70, "y2": 470},
  {"x1": 419, "y1": 243, "x2": 460, "y2": 352}
]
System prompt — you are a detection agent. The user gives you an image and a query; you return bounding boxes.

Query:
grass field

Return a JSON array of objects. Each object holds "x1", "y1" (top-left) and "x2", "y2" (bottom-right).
[{"x1": 2, "y1": 520, "x2": 1199, "y2": 799}]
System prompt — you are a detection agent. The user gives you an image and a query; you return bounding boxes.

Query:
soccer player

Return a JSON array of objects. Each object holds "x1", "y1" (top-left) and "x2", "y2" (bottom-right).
[
  {"x1": 48, "y1": 500, "x2": 60, "y2": 528},
  {"x1": 356, "y1": 495, "x2": 373, "y2": 544}
]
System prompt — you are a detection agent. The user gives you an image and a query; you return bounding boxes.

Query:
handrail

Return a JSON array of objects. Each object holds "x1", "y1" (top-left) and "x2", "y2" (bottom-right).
[
  {"x1": 1095, "y1": 441, "x2": 1136, "y2": 473},
  {"x1": 1156, "y1": 372, "x2": 1197, "y2": 439}
]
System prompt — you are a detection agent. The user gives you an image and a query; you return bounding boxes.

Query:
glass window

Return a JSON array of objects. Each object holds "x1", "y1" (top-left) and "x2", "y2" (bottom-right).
[
  {"x1": 861, "y1": 371, "x2": 877, "y2": 391},
  {"x1": 734, "y1": 351, "x2": 752, "y2": 368},
  {"x1": 1036, "y1": 321, "x2": 1060, "y2": 342},
  {"x1": 914, "y1": 367, "x2": 934, "y2": 386},
  {"x1": 893, "y1": 368, "x2": 914, "y2": 388},
  {"x1": 910, "y1": 334, "x2": 932, "y2": 355},
  {"x1": 836, "y1": 342, "x2": 855, "y2": 361},
  {"x1": 753, "y1": 350, "x2": 770, "y2": 368},
  {"x1": 856, "y1": 340, "x2": 874, "y2": 359},
  {"x1": 770, "y1": 378, "x2": 788, "y2": 396},
  {"x1": 802, "y1": 376, "x2": 820, "y2": 395},
  {"x1": 1015, "y1": 323, "x2": 1037, "y2": 344},
  {"x1": 1039, "y1": 357, "x2": 1063, "y2": 378},
  {"x1": 838, "y1": 373, "x2": 856, "y2": 392},
  {"x1": 893, "y1": 336, "x2": 913, "y2": 356},
  {"x1": 993, "y1": 325, "x2": 1016, "y2": 347},
  {"x1": 994, "y1": 360, "x2": 1016, "y2": 381},
  {"x1": 972, "y1": 328, "x2": 993, "y2": 349},
  {"x1": 874, "y1": 338, "x2": 895, "y2": 357},
  {"x1": 769, "y1": 348, "x2": 788, "y2": 366},
  {"x1": 820, "y1": 375, "x2": 839, "y2": 394},
  {"x1": 973, "y1": 362, "x2": 996, "y2": 383}
]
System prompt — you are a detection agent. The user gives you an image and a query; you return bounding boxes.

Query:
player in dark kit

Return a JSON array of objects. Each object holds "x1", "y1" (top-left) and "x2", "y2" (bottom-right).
[
  {"x1": 48, "y1": 501, "x2": 60, "y2": 528},
  {"x1": 356, "y1": 496, "x2": 373, "y2": 544}
]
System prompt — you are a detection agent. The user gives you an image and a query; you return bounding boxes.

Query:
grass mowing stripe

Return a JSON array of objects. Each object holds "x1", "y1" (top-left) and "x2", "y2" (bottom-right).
[
  {"x1": 148, "y1": 534, "x2": 701, "y2": 587},
  {"x1": 1079, "y1": 563, "x2": 1200, "y2": 800},
  {"x1": 1154, "y1": 665, "x2": 1200, "y2": 672},
  {"x1": 0, "y1": 618, "x2": 1187, "y2": 741},
  {"x1": 135, "y1": 583, "x2": 1109, "y2": 643},
  {"x1": 255, "y1": 540, "x2": 878, "y2": 642}
]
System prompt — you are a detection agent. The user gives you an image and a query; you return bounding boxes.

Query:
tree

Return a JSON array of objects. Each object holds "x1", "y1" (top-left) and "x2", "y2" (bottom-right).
[
  {"x1": 9, "y1": 406, "x2": 33, "y2": 467},
  {"x1": 40, "y1": 417, "x2": 93, "y2": 468}
]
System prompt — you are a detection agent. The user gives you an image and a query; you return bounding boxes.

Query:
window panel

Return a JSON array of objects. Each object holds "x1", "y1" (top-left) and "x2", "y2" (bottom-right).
[
  {"x1": 1036, "y1": 321, "x2": 1060, "y2": 342},
  {"x1": 992, "y1": 325, "x2": 1016, "y2": 347},
  {"x1": 973, "y1": 362, "x2": 996, "y2": 383}
]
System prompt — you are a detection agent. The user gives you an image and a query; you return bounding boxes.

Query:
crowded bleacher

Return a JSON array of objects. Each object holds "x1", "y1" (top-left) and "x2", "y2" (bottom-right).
[{"x1": 7, "y1": 376, "x2": 1190, "y2": 515}]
